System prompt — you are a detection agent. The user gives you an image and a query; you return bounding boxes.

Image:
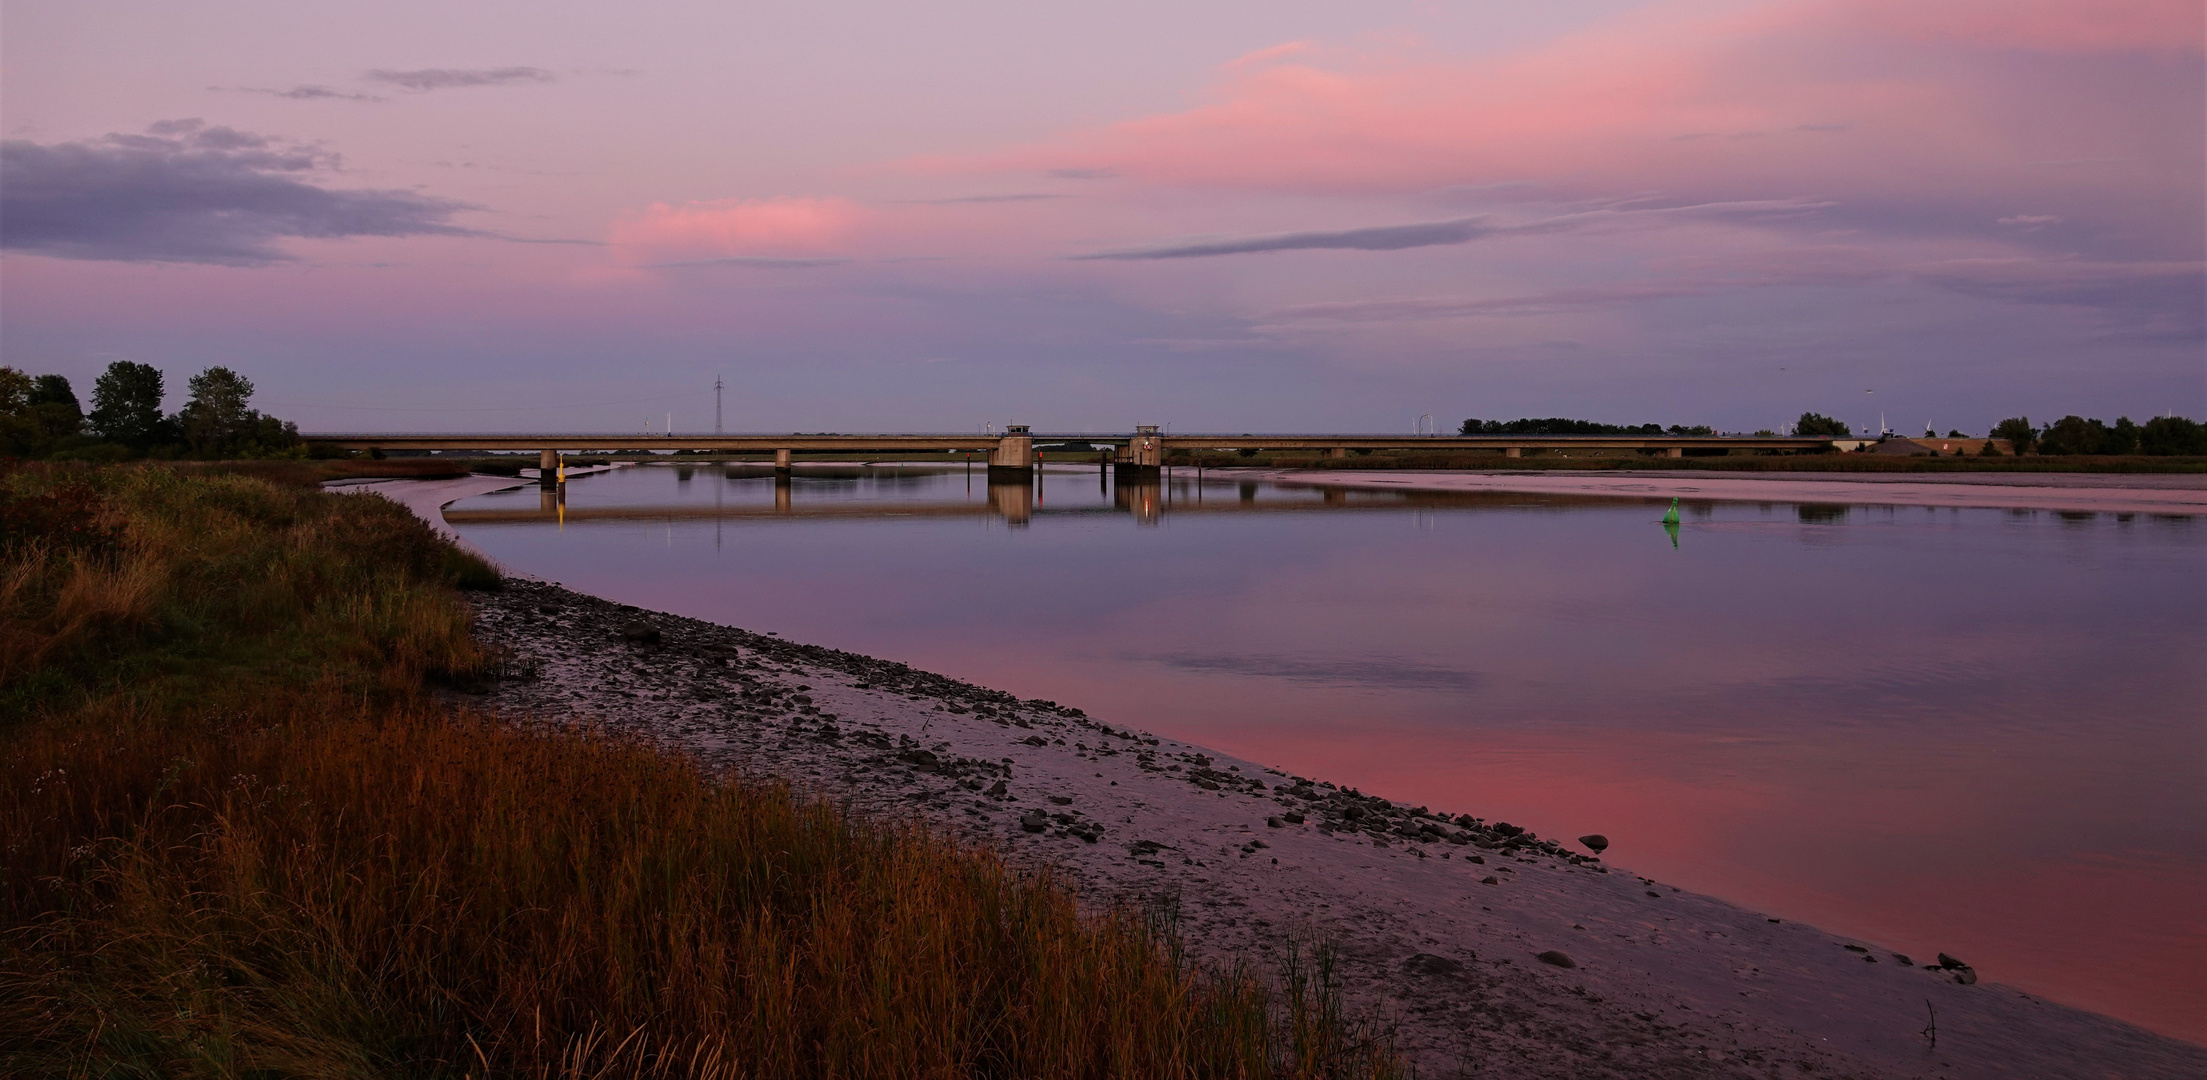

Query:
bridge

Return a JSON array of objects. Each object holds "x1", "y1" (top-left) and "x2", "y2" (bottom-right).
[{"x1": 307, "y1": 426, "x2": 1835, "y2": 486}]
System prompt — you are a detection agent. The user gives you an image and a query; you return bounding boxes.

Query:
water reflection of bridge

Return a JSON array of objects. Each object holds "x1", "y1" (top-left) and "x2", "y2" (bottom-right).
[{"x1": 440, "y1": 473, "x2": 1672, "y2": 530}]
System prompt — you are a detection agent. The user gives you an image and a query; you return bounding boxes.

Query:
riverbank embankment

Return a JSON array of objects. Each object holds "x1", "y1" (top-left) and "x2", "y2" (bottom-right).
[{"x1": 387, "y1": 475, "x2": 2207, "y2": 1079}]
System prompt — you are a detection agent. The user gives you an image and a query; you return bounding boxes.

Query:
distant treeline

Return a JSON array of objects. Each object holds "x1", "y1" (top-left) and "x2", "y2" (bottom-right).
[
  {"x1": 1990, "y1": 415, "x2": 2207, "y2": 456},
  {"x1": 1, "y1": 361, "x2": 302, "y2": 462},
  {"x1": 1458, "y1": 418, "x2": 1717, "y2": 437},
  {"x1": 1461, "y1": 412, "x2": 2206, "y2": 455}
]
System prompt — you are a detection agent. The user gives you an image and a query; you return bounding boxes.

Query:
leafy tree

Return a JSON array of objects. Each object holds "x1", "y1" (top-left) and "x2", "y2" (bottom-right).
[
  {"x1": 28, "y1": 374, "x2": 84, "y2": 442},
  {"x1": 0, "y1": 367, "x2": 41, "y2": 456},
  {"x1": 89, "y1": 361, "x2": 171, "y2": 449},
  {"x1": 2139, "y1": 416, "x2": 2207, "y2": 455},
  {"x1": 180, "y1": 367, "x2": 256, "y2": 454},
  {"x1": 1946, "y1": 429, "x2": 1964, "y2": 438},
  {"x1": 2037, "y1": 415, "x2": 2137, "y2": 455},
  {"x1": 29, "y1": 374, "x2": 78, "y2": 413},
  {"x1": 0, "y1": 367, "x2": 29, "y2": 414},
  {"x1": 2106, "y1": 417, "x2": 2140, "y2": 455},
  {"x1": 1991, "y1": 416, "x2": 2035, "y2": 454},
  {"x1": 1792, "y1": 412, "x2": 1850, "y2": 437},
  {"x1": 1978, "y1": 438, "x2": 2002, "y2": 456},
  {"x1": 178, "y1": 366, "x2": 301, "y2": 459}
]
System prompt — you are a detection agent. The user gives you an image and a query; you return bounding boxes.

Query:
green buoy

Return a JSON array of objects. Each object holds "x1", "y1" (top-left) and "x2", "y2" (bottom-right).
[{"x1": 1661, "y1": 497, "x2": 1680, "y2": 525}]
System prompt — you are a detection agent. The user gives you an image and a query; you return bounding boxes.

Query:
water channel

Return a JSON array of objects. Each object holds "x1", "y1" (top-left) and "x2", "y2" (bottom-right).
[{"x1": 446, "y1": 463, "x2": 2206, "y2": 1041}]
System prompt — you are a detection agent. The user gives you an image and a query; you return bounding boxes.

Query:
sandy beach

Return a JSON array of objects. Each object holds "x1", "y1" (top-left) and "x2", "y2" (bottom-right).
[{"x1": 365, "y1": 474, "x2": 2205, "y2": 1078}]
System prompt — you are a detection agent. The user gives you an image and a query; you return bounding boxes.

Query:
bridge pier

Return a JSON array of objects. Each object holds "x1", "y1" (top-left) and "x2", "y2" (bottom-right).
[
  {"x1": 1504, "y1": 447, "x2": 1522, "y2": 459},
  {"x1": 1327, "y1": 447, "x2": 1347, "y2": 459},
  {"x1": 987, "y1": 425, "x2": 1034, "y2": 482},
  {"x1": 1113, "y1": 424, "x2": 1163, "y2": 480},
  {"x1": 774, "y1": 447, "x2": 792, "y2": 473},
  {"x1": 538, "y1": 448, "x2": 558, "y2": 488},
  {"x1": 1665, "y1": 447, "x2": 1684, "y2": 458}
]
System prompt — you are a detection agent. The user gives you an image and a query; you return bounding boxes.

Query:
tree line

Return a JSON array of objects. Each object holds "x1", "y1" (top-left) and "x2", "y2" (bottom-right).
[
  {"x1": 1458, "y1": 418, "x2": 1717, "y2": 436},
  {"x1": 0, "y1": 361, "x2": 302, "y2": 461},
  {"x1": 1990, "y1": 415, "x2": 2207, "y2": 456},
  {"x1": 1462, "y1": 411, "x2": 2205, "y2": 456}
]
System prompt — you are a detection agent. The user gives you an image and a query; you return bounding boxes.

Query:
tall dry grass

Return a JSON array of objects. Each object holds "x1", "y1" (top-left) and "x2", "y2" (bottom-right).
[
  {"x1": 0, "y1": 460, "x2": 491, "y2": 713},
  {"x1": 0, "y1": 463, "x2": 1400, "y2": 1079}
]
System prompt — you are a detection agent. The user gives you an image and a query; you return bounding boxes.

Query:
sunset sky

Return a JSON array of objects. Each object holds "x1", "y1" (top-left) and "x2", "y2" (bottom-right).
[{"x1": 3, "y1": 0, "x2": 2200, "y2": 434}]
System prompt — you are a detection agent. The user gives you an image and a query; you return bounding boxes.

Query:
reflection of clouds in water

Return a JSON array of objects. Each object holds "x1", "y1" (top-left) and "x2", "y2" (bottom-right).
[{"x1": 1140, "y1": 653, "x2": 1484, "y2": 692}]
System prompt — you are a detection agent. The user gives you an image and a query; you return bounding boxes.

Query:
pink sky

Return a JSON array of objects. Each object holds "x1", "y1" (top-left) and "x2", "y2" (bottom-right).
[{"x1": 2, "y1": 0, "x2": 2199, "y2": 433}]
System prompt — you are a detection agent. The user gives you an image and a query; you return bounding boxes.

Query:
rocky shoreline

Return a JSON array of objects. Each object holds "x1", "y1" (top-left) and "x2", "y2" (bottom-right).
[{"x1": 448, "y1": 570, "x2": 2204, "y2": 1080}]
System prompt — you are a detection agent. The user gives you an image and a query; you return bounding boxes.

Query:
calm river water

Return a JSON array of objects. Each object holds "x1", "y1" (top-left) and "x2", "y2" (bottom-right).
[{"x1": 448, "y1": 464, "x2": 2206, "y2": 1041}]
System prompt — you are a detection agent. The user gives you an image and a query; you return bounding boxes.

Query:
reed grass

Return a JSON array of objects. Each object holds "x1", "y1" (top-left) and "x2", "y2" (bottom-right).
[{"x1": 0, "y1": 462, "x2": 1400, "y2": 1079}]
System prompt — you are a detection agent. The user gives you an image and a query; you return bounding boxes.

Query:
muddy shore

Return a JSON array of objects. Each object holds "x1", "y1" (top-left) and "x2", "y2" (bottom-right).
[
  {"x1": 361, "y1": 476, "x2": 2204, "y2": 1079},
  {"x1": 1240, "y1": 469, "x2": 2207, "y2": 516}
]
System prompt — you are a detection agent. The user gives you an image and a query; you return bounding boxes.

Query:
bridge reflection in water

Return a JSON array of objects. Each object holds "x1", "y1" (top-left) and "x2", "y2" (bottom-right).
[{"x1": 445, "y1": 464, "x2": 1682, "y2": 532}]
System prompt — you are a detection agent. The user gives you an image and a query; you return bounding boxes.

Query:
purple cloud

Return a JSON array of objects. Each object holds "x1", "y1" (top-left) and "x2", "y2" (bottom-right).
[
  {"x1": 364, "y1": 67, "x2": 557, "y2": 92},
  {"x1": 0, "y1": 121, "x2": 476, "y2": 265}
]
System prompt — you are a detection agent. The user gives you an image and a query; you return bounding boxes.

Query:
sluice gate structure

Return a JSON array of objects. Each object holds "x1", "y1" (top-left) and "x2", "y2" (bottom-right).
[{"x1": 308, "y1": 427, "x2": 1836, "y2": 487}]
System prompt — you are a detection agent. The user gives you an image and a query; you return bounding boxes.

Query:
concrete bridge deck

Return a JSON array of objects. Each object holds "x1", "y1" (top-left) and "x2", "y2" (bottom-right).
[{"x1": 307, "y1": 428, "x2": 1835, "y2": 484}]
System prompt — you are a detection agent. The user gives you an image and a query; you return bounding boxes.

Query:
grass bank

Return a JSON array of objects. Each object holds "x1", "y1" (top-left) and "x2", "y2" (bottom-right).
[{"x1": 0, "y1": 461, "x2": 1396, "y2": 1079}]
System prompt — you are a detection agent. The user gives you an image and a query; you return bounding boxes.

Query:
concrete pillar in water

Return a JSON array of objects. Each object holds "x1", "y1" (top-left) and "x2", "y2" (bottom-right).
[
  {"x1": 1665, "y1": 446, "x2": 1684, "y2": 458},
  {"x1": 774, "y1": 447, "x2": 792, "y2": 472},
  {"x1": 538, "y1": 447, "x2": 558, "y2": 488},
  {"x1": 988, "y1": 425, "x2": 1034, "y2": 482},
  {"x1": 1114, "y1": 425, "x2": 1163, "y2": 480}
]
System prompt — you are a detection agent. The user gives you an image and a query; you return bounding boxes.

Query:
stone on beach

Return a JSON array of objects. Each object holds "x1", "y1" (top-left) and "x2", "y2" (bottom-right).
[
  {"x1": 619, "y1": 619, "x2": 661, "y2": 645},
  {"x1": 1537, "y1": 950, "x2": 1577, "y2": 969},
  {"x1": 1403, "y1": 953, "x2": 1465, "y2": 976},
  {"x1": 1578, "y1": 833, "x2": 1608, "y2": 854}
]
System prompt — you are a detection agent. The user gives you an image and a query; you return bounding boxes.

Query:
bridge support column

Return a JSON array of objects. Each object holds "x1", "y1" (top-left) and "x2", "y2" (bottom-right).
[
  {"x1": 1504, "y1": 447, "x2": 1522, "y2": 459},
  {"x1": 539, "y1": 448, "x2": 558, "y2": 488},
  {"x1": 774, "y1": 448, "x2": 792, "y2": 473},
  {"x1": 1665, "y1": 447, "x2": 1684, "y2": 459},
  {"x1": 1113, "y1": 425, "x2": 1163, "y2": 480},
  {"x1": 1327, "y1": 447, "x2": 1348, "y2": 459},
  {"x1": 988, "y1": 425, "x2": 1034, "y2": 482}
]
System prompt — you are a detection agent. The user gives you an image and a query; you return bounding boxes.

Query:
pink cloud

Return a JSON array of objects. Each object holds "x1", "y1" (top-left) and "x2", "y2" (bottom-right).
[
  {"x1": 1841, "y1": 0, "x2": 2203, "y2": 55},
  {"x1": 927, "y1": 0, "x2": 2199, "y2": 225},
  {"x1": 608, "y1": 196, "x2": 867, "y2": 264}
]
